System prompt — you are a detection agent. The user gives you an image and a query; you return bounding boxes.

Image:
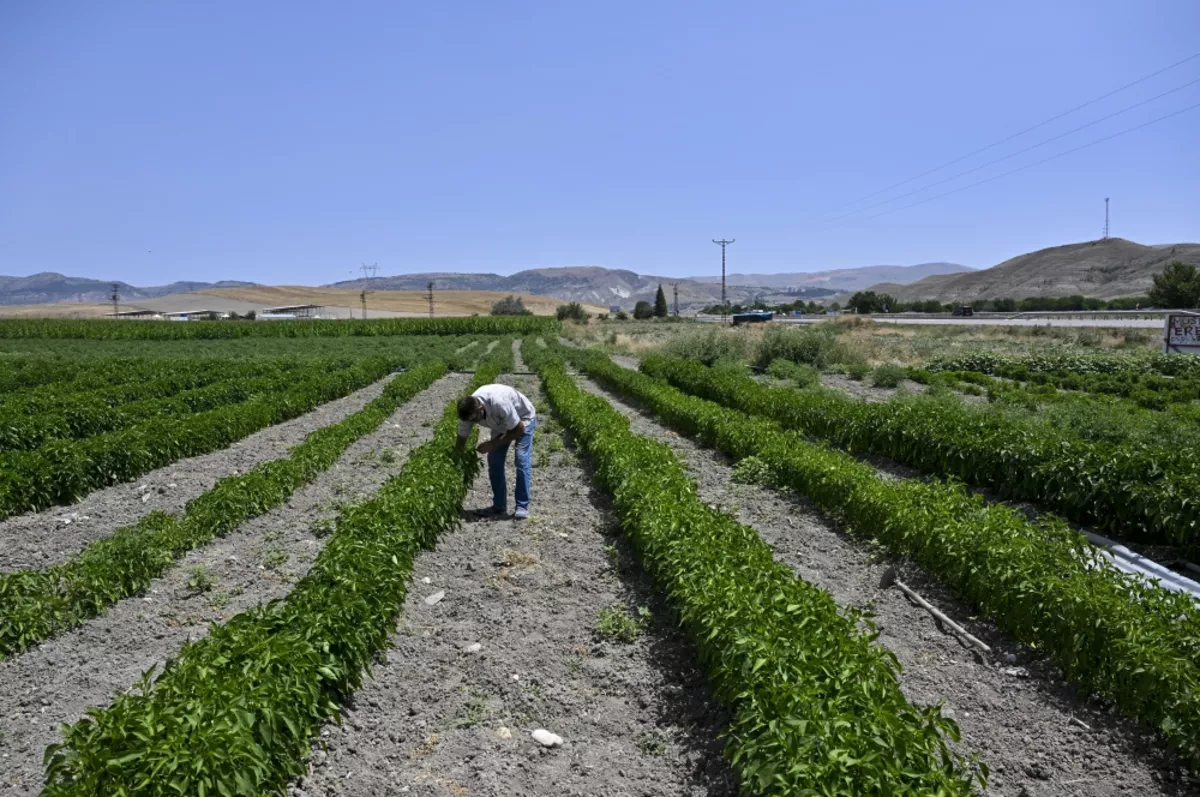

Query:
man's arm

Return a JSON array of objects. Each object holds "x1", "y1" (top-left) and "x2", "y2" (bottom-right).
[
  {"x1": 477, "y1": 420, "x2": 524, "y2": 454},
  {"x1": 456, "y1": 419, "x2": 472, "y2": 449}
]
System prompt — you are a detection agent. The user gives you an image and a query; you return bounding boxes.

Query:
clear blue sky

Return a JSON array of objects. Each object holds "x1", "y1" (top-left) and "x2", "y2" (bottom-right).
[{"x1": 2, "y1": 0, "x2": 1197, "y2": 285}]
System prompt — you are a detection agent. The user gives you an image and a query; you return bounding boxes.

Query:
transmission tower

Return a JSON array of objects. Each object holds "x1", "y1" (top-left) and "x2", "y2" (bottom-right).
[
  {"x1": 672, "y1": 283, "x2": 679, "y2": 317},
  {"x1": 359, "y1": 263, "x2": 378, "y2": 319},
  {"x1": 712, "y1": 239, "x2": 735, "y2": 323},
  {"x1": 110, "y1": 283, "x2": 120, "y2": 318},
  {"x1": 427, "y1": 281, "x2": 435, "y2": 318},
  {"x1": 1103, "y1": 198, "x2": 1110, "y2": 239}
]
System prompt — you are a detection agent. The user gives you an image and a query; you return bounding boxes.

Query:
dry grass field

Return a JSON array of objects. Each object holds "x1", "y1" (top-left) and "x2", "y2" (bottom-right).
[{"x1": 0, "y1": 287, "x2": 608, "y2": 319}]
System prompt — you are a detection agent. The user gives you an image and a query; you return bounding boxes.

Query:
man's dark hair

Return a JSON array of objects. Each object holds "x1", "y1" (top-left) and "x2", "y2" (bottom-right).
[{"x1": 457, "y1": 395, "x2": 480, "y2": 421}]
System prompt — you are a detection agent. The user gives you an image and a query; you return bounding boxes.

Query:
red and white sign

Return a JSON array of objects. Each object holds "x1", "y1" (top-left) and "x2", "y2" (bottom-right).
[{"x1": 1164, "y1": 312, "x2": 1200, "y2": 354}]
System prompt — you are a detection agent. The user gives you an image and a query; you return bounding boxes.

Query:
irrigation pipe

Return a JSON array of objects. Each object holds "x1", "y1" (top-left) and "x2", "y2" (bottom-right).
[{"x1": 1083, "y1": 531, "x2": 1200, "y2": 600}]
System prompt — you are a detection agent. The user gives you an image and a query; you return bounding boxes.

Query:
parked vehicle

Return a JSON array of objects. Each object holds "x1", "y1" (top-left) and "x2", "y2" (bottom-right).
[{"x1": 732, "y1": 311, "x2": 774, "y2": 325}]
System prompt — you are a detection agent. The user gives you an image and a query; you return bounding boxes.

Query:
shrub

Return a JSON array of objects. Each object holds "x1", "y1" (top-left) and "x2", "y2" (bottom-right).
[
  {"x1": 871, "y1": 363, "x2": 907, "y2": 388},
  {"x1": 555, "y1": 302, "x2": 589, "y2": 322},
  {"x1": 633, "y1": 301, "x2": 654, "y2": 320},
  {"x1": 754, "y1": 325, "x2": 843, "y2": 369},
  {"x1": 660, "y1": 328, "x2": 747, "y2": 366},
  {"x1": 844, "y1": 363, "x2": 870, "y2": 381},
  {"x1": 766, "y1": 358, "x2": 819, "y2": 387},
  {"x1": 490, "y1": 295, "x2": 532, "y2": 316},
  {"x1": 615, "y1": 310, "x2": 629, "y2": 321}
]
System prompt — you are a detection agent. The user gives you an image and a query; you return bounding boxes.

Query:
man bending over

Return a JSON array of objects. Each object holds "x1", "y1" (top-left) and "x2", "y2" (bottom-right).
[{"x1": 456, "y1": 383, "x2": 537, "y2": 519}]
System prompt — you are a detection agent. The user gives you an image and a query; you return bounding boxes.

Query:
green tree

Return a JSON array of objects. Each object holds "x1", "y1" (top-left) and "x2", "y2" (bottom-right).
[
  {"x1": 633, "y1": 300, "x2": 655, "y2": 319},
  {"x1": 490, "y1": 295, "x2": 532, "y2": 316},
  {"x1": 1148, "y1": 261, "x2": 1200, "y2": 308},
  {"x1": 556, "y1": 302, "x2": 589, "y2": 322},
  {"x1": 654, "y1": 284, "x2": 669, "y2": 317},
  {"x1": 846, "y1": 291, "x2": 895, "y2": 314}
]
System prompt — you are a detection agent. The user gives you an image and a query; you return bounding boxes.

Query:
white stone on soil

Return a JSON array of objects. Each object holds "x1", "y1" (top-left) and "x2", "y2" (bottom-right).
[
  {"x1": 531, "y1": 729, "x2": 563, "y2": 748},
  {"x1": 464, "y1": 643, "x2": 482, "y2": 653},
  {"x1": 423, "y1": 590, "x2": 445, "y2": 606},
  {"x1": 496, "y1": 726, "x2": 512, "y2": 740}
]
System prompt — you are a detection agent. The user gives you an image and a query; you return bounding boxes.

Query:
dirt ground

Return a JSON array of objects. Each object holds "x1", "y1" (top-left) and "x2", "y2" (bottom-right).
[
  {"x1": 579, "y1": 377, "x2": 1196, "y2": 797},
  {"x1": 0, "y1": 375, "x2": 468, "y2": 796},
  {"x1": 818, "y1": 372, "x2": 927, "y2": 402},
  {"x1": 290, "y1": 356, "x2": 736, "y2": 797},
  {"x1": 0, "y1": 376, "x2": 400, "y2": 573}
]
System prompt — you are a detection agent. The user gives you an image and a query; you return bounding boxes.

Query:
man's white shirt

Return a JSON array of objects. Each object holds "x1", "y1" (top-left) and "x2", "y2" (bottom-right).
[{"x1": 458, "y1": 384, "x2": 536, "y2": 441}]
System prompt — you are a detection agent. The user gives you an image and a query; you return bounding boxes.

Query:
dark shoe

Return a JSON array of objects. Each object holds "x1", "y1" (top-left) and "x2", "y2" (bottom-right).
[{"x1": 473, "y1": 506, "x2": 507, "y2": 518}]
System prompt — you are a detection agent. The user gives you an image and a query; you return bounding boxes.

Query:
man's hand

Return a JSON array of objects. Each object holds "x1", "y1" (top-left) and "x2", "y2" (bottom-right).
[{"x1": 476, "y1": 421, "x2": 524, "y2": 456}]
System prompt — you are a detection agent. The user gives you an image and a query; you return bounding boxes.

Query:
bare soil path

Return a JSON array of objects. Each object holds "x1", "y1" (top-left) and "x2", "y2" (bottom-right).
[
  {"x1": 290, "y1": 369, "x2": 735, "y2": 797},
  {"x1": 0, "y1": 375, "x2": 403, "y2": 573},
  {"x1": 580, "y1": 376, "x2": 1193, "y2": 797},
  {"x1": 0, "y1": 375, "x2": 468, "y2": 797}
]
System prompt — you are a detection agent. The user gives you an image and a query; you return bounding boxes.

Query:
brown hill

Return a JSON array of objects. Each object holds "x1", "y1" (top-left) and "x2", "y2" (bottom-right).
[
  {"x1": 872, "y1": 239, "x2": 1200, "y2": 302},
  {"x1": 0, "y1": 287, "x2": 607, "y2": 319}
]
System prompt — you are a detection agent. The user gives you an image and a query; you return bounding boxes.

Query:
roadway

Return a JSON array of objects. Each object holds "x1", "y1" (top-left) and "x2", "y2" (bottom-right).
[{"x1": 694, "y1": 314, "x2": 1166, "y2": 329}]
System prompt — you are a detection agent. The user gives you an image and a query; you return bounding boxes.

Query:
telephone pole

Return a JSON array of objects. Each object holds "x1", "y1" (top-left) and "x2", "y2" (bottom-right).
[
  {"x1": 427, "y1": 281, "x2": 435, "y2": 318},
  {"x1": 672, "y1": 283, "x2": 679, "y2": 317},
  {"x1": 1103, "y1": 198, "x2": 1110, "y2": 239},
  {"x1": 359, "y1": 263, "x2": 377, "y2": 319},
  {"x1": 110, "y1": 283, "x2": 120, "y2": 318},
  {"x1": 712, "y1": 239, "x2": 735, "y2": 323}
]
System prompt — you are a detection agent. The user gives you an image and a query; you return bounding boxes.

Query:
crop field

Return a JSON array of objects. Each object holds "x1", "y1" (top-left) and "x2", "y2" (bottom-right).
[{"x1": 0, "y1": 315, "x2": 1198, "y2": 796}]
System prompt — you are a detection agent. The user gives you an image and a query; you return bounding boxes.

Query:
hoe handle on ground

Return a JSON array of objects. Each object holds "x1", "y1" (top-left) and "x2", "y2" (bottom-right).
[{"x1": 879, "y1": 566, "x2": 993, "y2": 655}]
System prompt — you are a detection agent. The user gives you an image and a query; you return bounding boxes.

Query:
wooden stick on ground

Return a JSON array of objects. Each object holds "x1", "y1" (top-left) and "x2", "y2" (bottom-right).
[{"x1": 879, "y1": 565, "x2": 993, "y2": 655}]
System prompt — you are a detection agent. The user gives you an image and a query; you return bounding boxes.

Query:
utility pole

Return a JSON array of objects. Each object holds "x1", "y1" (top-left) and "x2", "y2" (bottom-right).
[
  {"x1": 427, "y1": 281, "x2": 435, "y2": 318},
  {"x1": 712, "y1": 239, "x2": 735, "y2": 323},
  {"x1": 1103, "y1": 198, "x2": 1110, "y2": 239},
  {"x1": 359, "y1": 263, "x2": 377, "y2": 319},
  {"x1": 110, "y1": 283, "x2": 120, "y2": 318},
  {"x1": 672, "y1": 283, "x2": 679, "y2": 317}
]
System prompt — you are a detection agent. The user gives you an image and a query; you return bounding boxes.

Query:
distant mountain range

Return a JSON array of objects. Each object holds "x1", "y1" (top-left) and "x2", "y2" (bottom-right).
[
  {"x1": 0, "y1": 273, "x2": 256, "y2": 306},
  {"x1": 12, "y1": 241, "x2": 1193, "y2": 311},
  {"x1": 687, "y1": 262, "x2": 974, "y2": 292},
  {"x1": 867, "y1": 239, "x2": 1200, "y2": 302},
  {"x1": 327, "y1": 262, "x2": 971, "y2": 309}
]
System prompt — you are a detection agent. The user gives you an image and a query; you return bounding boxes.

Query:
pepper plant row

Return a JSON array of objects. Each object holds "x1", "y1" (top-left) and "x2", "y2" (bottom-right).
[
  {"x1": 40, "y1": 359, "x2": 504, "y2": 796},
  {"x1": 0, "y1": 315, "x2": 557, "y2": 340},
  {"x1": 0, "y1": 364, "x2": 320, "y2": 453},
  {"x1": 644, "y1": 354, "x2": 1198, "y2": 548},
  {"x1": 0, "y1": 355, "x2": 276, "y2": 400},
  {"x1": 0, "y1": 356, "x2": 400, "y2": 521},
  {"x1": 0, "y1": 356, "x2": 310, "y2": 418},
  {"x1": 929, "y1": 349, "x2": 1200, "y2": 379},
  {"x1": 523, "y1": 343, "x2": 983, "y2": 795},
  {"x1": 0, "y1": 362, "x2": 450, "y2": 659},
  {"x1": 567, "y1": 346, "x2": 1200, "y2": 764}
]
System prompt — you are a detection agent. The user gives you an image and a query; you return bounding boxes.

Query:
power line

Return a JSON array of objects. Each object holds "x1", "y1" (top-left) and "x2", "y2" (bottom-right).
[
  {"x1": 834, "y1": 52, "x2": 1200, "y2": 210},
  {"x1": 851, "y1": 100, "x2": 1200, "y2": 224},
  {"x1": 826, "y1": 75, "x2": 1200, "y2": 224}
]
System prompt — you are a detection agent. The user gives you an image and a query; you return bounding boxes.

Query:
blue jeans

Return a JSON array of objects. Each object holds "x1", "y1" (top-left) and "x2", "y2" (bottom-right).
[{"x1": 487, "y1": 417, "x2": 535, "y2": 511}]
